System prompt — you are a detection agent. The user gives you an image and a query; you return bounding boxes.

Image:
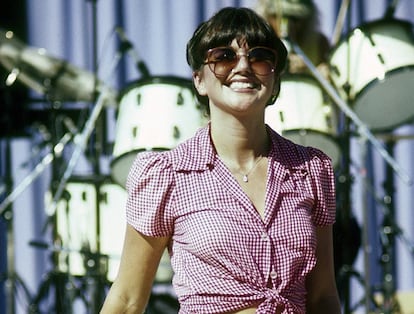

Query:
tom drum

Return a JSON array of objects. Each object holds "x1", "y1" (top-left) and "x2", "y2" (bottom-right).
[
  {"x1": 111, "y1": 76, "x2": 206, "y2": 187},
  {"x1": 53, "y1": 176, "x2": 126, "y2": 282},
  {"x1": 266, "y1": 74, "x2": 340, "y2": 166},
  {"x1": 329, "y1": 19, "x2": 414, "y2": 130},
  {"x1": 53, "y1": 176, "x2": 174, "y2": 283}
]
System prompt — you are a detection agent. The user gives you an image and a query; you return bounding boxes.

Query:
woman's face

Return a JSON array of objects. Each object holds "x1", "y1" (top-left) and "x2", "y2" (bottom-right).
[{"x1": 193, "y1": 38, "x2": 278, "y2": 118}]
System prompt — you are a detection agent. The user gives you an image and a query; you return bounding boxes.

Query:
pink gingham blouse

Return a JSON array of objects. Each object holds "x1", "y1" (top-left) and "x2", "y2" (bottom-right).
[{"x1": 125, "y1": 124, "x2": 336, "y2": 314}]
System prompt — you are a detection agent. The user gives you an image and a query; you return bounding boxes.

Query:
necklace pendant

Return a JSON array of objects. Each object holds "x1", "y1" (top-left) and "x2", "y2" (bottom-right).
[{"x1": 242, "y1": 174, "x2": 248, "y2": 183}]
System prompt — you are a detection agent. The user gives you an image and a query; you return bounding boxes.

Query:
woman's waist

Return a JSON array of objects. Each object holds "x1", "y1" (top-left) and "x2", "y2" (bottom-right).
[{"x1": 229, "y1": 305, "x2": 283, "y2": 314}]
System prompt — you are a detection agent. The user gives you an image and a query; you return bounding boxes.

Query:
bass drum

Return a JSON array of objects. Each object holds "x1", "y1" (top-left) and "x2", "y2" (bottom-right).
[
  {"x1": 265, "y1": 74, "x2": 340, "y2": 167},
  {"x1": 330, "y1": 19, "x2": 414, "y2": 131},
  {"x1": 111, "y1": 76, "x2": 207, "y2": 187}
]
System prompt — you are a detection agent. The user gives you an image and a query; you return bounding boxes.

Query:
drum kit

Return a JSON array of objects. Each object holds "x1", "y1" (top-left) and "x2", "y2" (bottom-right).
[{"x1": 1, "y1": 3, "x2": 414, "y2": 312}]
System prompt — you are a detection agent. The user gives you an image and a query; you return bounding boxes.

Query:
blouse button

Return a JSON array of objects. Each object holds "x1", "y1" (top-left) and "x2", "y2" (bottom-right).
[
  {"x1": 270, "y1": 270, "x2": 278, "y2": 279},
  {"x1": 261, "y1": 232, "x2": 269, "y2": 241}
]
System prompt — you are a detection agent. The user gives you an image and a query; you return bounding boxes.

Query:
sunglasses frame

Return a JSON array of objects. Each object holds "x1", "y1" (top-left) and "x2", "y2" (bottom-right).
[{"x1": 203, "y1": 46, "x2": 278, "y2": 77}]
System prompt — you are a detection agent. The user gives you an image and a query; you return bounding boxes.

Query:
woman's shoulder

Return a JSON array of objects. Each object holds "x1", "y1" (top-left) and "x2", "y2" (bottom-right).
[
  {"x1": 268, "y1": 127, "x2": 332, "y2": 166},
  {"x1": 125, "y1": 151, "x2": 174, "y2": 189}
]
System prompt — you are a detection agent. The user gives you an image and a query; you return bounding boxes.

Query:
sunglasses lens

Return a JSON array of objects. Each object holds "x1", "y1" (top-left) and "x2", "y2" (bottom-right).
[
  {"x1": 249, "y1": 48, "x2": 276, "y2": 75},
  {"x1": 207, "y1": 48, "x2": 237, "y2": 76},
  {"x1": 208, "y1": 48, "x2": 236, "y2": 62}
]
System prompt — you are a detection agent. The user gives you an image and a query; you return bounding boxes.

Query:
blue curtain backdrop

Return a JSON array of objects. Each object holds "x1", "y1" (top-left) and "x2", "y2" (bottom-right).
[{"x1": 1, "y1": 0, "x2": 414, "y2": 313}]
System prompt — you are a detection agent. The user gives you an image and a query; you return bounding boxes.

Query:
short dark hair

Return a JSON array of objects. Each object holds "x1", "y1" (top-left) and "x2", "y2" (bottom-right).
[
  {"x1": 187, "y1": 7, "x2": 287, "y2": 73},
  {"x1": 186, "y1": 7, "x2": 287, "y2": 110}
]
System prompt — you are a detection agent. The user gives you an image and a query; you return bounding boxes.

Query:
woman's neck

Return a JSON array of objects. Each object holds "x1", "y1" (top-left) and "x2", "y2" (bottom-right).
[{"x1": 210, "y1": 120, "x2": 269, "y2": 165}]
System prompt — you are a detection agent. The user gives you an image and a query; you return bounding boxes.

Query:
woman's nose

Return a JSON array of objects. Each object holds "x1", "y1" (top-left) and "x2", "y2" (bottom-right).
[{"x1": 232, "y1": 53, "x2": 253, "y2": 73}]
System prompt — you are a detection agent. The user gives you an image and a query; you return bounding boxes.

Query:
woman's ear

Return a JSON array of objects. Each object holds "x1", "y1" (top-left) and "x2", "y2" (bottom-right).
[
  {"x1": 269, "y1": 77, "x2": 281, "y2": 105},
  {"x1": 193, "y1": 71, "x2": 207, "y2": 96}
]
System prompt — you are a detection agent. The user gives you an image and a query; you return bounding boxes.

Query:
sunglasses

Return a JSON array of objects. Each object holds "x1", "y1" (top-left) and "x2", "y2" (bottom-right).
[{"x1": 204, "y1": 46, "x2": 278, "y2": 77}]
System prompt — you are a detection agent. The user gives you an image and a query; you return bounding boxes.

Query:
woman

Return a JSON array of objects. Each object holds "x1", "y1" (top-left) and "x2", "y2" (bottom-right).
[{"x1": 100, "y1": 7, "x2": 341, "y2": 314}]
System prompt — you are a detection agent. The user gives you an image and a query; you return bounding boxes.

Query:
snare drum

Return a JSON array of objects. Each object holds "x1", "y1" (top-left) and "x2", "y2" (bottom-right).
[
  {"x1": 111, "y1": 76, "x2": 206, "y2": 187},
  {"x1": 266, "y1": 74, "x2": 340, "y2": 166},
  {"x1": 330, "y1": 19, "x2": 414, "y2": 130},
  {"x1": 53, "y1": 176, "x2": 126, "y2": 282}
]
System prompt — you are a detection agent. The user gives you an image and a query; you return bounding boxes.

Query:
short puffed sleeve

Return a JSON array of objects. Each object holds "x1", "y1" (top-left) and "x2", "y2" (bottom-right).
[
  {"x1": 307, "y1": 147, "x2": 336, "y2": 226},
  {"x1": 125, "y1": 151, "x2": 175, "y2": 237}
]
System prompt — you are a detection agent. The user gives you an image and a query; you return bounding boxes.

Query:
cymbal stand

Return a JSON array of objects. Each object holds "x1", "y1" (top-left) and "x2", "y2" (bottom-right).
[
  {"x1": 28, "y1": 240, "x2": 88, "y2": 313},
  {"x1": 29, "y1": 93, "x2": 111, "y2": 313},
  {"x1": 0, "y1": 132, "x2": 73, "y2": 215},
  {"x1": 84, "y1": 1, "x2": 108, "y2": 311},
  {"x1": 29, "y1": 103, "x2": 80, "y2": 314},
  {"x1": 336, "y1": 114, "x2": 354, "y2": 313},
  {"x1": 44, "y1": 88, "x2": 114, "y2": 218},
  {"x1": 348, "y1": 134, "x2": 414, "y2": 313},
  {"x1": 330, "y1": 2, "x2": 359, "y2": 309},
  {"x1": 1, "y1": 137, "x2": 32, "y2": 314},
  {"x1": 0, "y1": 126, "x2": 74, "y2": 312},
  {"x1": 41, "y1": 56, "x2": 118, "y2": 314}
]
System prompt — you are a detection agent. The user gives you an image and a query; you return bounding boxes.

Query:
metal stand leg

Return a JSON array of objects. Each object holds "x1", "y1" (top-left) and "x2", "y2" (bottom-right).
[
  {"x1": 379, "y1": 141, "x2": 400, "y2": 314},
  {"x1": 1, "y1": 138, "x2": 32, "y2": 314}
]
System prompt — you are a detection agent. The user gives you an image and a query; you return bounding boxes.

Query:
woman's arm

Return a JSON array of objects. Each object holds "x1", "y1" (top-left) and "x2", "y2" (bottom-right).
[
  {"x1": 100, "y1": 224, "x2": 170, "y2": 313},
  {"x1": 306, "y1": 225, "x2": 342, "y2": 314}
]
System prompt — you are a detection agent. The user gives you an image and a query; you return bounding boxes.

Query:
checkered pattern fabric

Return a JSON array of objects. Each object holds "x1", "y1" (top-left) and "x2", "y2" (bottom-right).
[{"x1": 126, "y1": 124, "x2": 336, "y2": 314}]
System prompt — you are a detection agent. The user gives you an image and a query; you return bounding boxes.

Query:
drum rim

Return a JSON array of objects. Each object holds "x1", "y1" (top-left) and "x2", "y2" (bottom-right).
[
  {"x1": 280, "y1": 73, "x2": 322, "y2": 83},
  {"x1": 118, "y1": 75, "x2": 194, "y2": 100},
  {"x1": 110, "y1": 148, "x2": 169, "y2": 187},
  {"x1": 64, "y1": 174, "x2": 114, "y2": 185},
  {"x1": 110, "y1": 148, "x2": 167, "y2": 168},
  {"x1": 280, "y1": 128, "x2": 341, "y2": 166},
  {"x1": 352, "y1": 18, "x2": 413, "y2": 33},
  {"x1": 281, "y1": 128, "x2": 339, "y2": 139},
  {"x1": 329, "y1": 18, "x2": 414, "y2": 57}
]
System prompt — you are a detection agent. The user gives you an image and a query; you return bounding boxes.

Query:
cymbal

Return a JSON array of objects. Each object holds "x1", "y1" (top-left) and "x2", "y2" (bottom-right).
[{"x1": 0, "y1": 29, "x2": 105, "y2": 102}]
